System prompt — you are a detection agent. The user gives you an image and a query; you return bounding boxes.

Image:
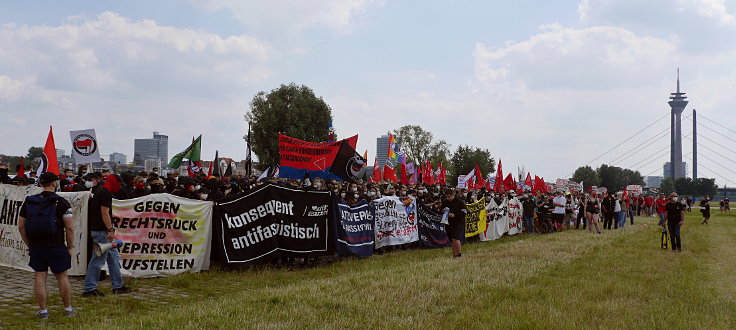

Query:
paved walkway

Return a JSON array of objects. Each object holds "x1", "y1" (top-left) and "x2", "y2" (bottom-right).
[{"x1": 0, "y1": 266, "x2": 190, "y2": 318}]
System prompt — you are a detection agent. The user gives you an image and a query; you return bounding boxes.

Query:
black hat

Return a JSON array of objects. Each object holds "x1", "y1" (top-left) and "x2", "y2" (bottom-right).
[{"x1": 39, "y1": 172, "x2": 60, "y2": 185}]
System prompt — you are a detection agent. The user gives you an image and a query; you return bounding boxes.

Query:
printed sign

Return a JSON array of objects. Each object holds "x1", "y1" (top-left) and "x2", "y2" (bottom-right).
[
  {"x1": 112, "y1": 194, "x2": 212, "y2": 277},
  {"x1": 69, "y1": 129, "x2": 102, "y2": 164},
  {"x1": 334, "y1": 199, "x2": 374, "y2": 257},
  {"x1": 416, "y1": 202, "x2": 450, "y2": 247},
  {"x1": 372, "y1": 196, "x2": 418, "y2": 248},
  {"x1": 465, "y1": 199, "x2": 487, "y2": 237}
]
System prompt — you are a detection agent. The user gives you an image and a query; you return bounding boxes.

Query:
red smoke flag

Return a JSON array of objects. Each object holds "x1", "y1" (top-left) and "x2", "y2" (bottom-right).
[
  {"x1": 524, "y1": 173, "x2": 532, "y2": 188},
  {"x1": 383, "y1": 164, "x2": 398, "y2": 183},
  {"x1": 494, "y1": 159, "x2": 504, "y2": 192},
  {"x1": 40, "y1": 126, "x2": 59, "y2": 175},
  {"x1": 371, "y1": 158, "x2": 382, "y2": 183}
]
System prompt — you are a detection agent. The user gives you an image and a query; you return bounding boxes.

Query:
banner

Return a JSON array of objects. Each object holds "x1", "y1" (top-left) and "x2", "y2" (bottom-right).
[
  {"x1": 334, "y1": 199, "x2": 374, "y2": 257},
  {"x1": 278, "y1": 134, "x2": 358, "y2": 180},
  {"x1": 464, "y1": 199, "x2": 487, "y2": 237},
  {"x1": 416, "y1": 202, "x2": 450, "y2": 247},
  {"x1": 0, "y1": 185, "x2": 90, "y2": 275},
  {"x1": 330, "y1": 141, "x2": 367, "y2": 182},
  {"x1": 219, "y1": 184, "x2": 332, "y2": 263},
  {"x1": 69, "y1": 129, "x2": 102, "y2": 164},
  {"x1": 457, "y1": 175, "x2": 467, "y2": 188},
  {"x1": 372, "y1": 196, "x2": 418, "y2": 248},
  {"x1": 112, "y1": 194, "x2": 212, "y2": 277},
  {"x1": 480, "y1": 197, "x2": 523, "y2": 241},
  {"x1": 626, "y1": 185, "x2": 643, "y2": 195}
]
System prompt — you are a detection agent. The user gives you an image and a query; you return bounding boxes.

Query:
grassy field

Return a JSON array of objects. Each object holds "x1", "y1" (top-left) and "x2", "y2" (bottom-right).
[{"x1": 3, "y1": 210, "x2": 735, "y2": 329}]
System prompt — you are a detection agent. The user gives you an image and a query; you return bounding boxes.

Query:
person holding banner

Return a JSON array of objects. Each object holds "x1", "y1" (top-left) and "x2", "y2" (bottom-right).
[
  {"x1": 82, "y1": 173, "x2": 131, "y2": 297},
  {"x1": 17, "y1": 173, "x2": 77, "y2": 318},
  {"x1": 441, "y1": 189, "x2": 466, "y2": 258}
]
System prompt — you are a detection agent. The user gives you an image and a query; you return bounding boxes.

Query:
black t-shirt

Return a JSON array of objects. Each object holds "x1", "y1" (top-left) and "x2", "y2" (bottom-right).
[
  {"x1": 19, "y1": 191, "x2": 72, "y2": 248},
  {"x1": 522, "y1": 199, "x2": 536, "y2": 217},
  {"x1": 665, "y1": 201, "x2": 685, "y2": 224},
  {"x1": 586, "y1": 200, "x2": 600, "y2": 214},
  {"x1": 88, "y1": 185, "x2": 113, "y2": 231},
  {"x1": 700, "y1": 200, "x2": 710, "y2": 211},
  {"x1": 441, "y1": 197, "x2": 466, "y2": 225}
]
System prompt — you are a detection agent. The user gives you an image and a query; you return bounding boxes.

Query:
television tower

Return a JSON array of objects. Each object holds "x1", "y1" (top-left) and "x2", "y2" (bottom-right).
[{"x1": 668, "y1": 69, "x2": 688, "y2": 179}]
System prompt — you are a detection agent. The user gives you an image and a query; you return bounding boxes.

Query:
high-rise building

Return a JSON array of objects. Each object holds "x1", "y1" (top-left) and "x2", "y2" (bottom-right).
[
  {"x1": 376, "y1": 135, "x2": 389, "y2": 167},
  {"x1": 134, "y1": 132, "x2": 168, "y2": 166},
  {"x1": 645, "y1": 176, "x2": 663, "y2": 188},
  {"x1": 668, "y1": 69, "x2": 688, "y2": 179},
  {"x1": 109, "y1": 152, "x2": 127, "y2": 165},
  {"x1": 663, "y1": 161, "x2": 688, "y2": 179},
  {"x1": 56, "y1": 149, "x2": 64, "y2": 159}
]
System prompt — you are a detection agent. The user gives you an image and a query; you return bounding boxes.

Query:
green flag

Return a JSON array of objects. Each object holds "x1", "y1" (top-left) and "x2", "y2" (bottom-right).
[{"x1": 168, "y1": 135, "x2": 202, "y2": 168}]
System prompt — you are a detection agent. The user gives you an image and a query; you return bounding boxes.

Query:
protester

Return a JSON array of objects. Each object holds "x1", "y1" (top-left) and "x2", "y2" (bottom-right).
[
  {"x1": 601, "y1": 193, "x2": 615, "y2": 230},
  {"x1": 614, "y1": 192, "x2": 625, "y2": 229},
  {"x1": 563, "y1": 193, "x2": 574, "y2": 230},
  {"x1": 575, "y1": 194, "x2": 587, "y2": 230},
  {"x1": 0, "y1": 162, "x2": 10, "y2": 184},
  {"x1": 656, "y1": 193, "x2": 668, "y2": 226},
  {"x1": 17, "y1": 173, "x2": 77, "y2": 318},
  {"x1": 700, "y1": 196, "x2": 711, "y2": 224},
  {"x1": 521, "y1": 194, "x2": 536, "y2": 233},
  {"x1": 130, "y1": 176, "x2": 151, "y2": 198},
  {"x1": 664, "y1": 192, "x2": 686, "y2": 252},
  {"x1": 82, "y1": 173, "x2": 131, "y2": 296},
  {"x1": 586, "y1": 194, "x2": 602, "y2": 234},
  {"x1": 441, "y1": 189, "x2": 466, "y2": 258},
  {"x1": 551, "y1": 191, "x2": 566, "y2": 231}
]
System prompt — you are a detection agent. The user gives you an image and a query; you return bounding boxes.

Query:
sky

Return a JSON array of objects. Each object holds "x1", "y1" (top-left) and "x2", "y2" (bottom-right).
[{"x1": 1, "y1": 0, "x2": 736, "y2": 186}]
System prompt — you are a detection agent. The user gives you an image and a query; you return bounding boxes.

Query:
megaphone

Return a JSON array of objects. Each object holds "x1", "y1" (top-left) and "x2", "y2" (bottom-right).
[{"x1": 93, "y1": 240, "x2": 124, "y2": 257}]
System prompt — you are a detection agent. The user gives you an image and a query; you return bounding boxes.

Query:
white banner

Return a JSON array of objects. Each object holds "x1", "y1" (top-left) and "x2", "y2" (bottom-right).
[
  {"x1": 480, "y1": 197, "x2": 523, "y2": 241},
  {"x1": 0, "y1": 185, "x2": 90, "y2": 275},
  {"x1": 626, "y1": 185, "x2": 643, "y2": 195},
  {"x1": 69, "y1": 129, "x2": 102, "y2": 164},
  {"x1": 112, "y1": 194, "x2": 212, "y2": 278},
  {"x1": 371, "y1": 196, "x2": 418, "y2": 248}
]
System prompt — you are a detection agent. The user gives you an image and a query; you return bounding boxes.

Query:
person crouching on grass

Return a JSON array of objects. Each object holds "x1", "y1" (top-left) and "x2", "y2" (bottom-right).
[
  {"x1": 441, "y1": 189, "x2": 466, "y2": 258},
  {"x1": 17, "y1": 172, "x2": 77, "y2": 319}
]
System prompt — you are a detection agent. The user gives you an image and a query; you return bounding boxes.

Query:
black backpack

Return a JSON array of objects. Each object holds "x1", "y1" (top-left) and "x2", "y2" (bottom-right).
[{"x1": 24, "y1": 194, "x2": 62, "y2": 235}]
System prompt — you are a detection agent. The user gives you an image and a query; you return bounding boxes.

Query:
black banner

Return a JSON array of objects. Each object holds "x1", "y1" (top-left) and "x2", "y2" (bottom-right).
[{"x1": 218, "y1": 184, "x2": 333, "y2": 263}]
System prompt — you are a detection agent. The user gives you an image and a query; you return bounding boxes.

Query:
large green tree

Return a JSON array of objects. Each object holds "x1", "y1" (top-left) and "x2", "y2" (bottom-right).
[
  {"x1": 449, "y1": 145, "x2": 495, "y2": 186},
  {"x1": 571, "y1": 165, "x2": 601, "y2": 190},
  {"x1": 659, "y1": 178, "x2": 675, "y2": 195},
  {"x1": 596, "y1": 164, "x2": 644, "y2": 192},
  {"x1": 391, "y1": 125, "x2": 451, "y2": 166},
  {"x1": 245, "y1": 83, "x2": 333, "y2": 170}
]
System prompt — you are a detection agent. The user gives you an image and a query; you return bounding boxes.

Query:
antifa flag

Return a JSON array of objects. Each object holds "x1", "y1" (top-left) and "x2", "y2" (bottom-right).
[
  {"x1": 330, "y1": 140, "x2": 366, "y2": 182},
  {"x1": 218, "y1": 184, "x2": 333, "y2": 264},
  {"x1": 417, "y1": 202, "x2": 450, "y2": 247},
  {"x1": 334, "y1": 198, "x2": 374, "y2": 257},
  {"x1": 39, "y1": 126, "x2": 60, "y2": 175},
  {"x1": 278, "y1": 134, "x2": 358, "y2": 180}
]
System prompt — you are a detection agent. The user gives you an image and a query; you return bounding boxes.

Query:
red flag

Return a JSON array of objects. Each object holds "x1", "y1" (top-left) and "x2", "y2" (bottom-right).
[
  {"x1": 504, "y1": 173, "x2": 514, "y2": 192},
  {"x1": 425, "y1": 161, "x2": 434, "y2": 185},
  {"x1": 186, "y1": 137, "x2": 202, "y2": 177},
  {"x1": 383, "y1": 164, "x2": 398, "y2": 183},
  {"x1": 439, "y1": 162, "x2": 447, "y2": 185},
  {"x1": 17, "y1": 156, "x2": 26, "y2": 178},
  {"x1": 103, "y1": 173, "x2": 121, "y2": 194},
  {"x1": 474, "y1": 164, "x2": 485, "y2": 189},
  {"x1": 41, "y1": 126, "x2": 59, "y2": 175},
  {"x1": 524, "y1": 173, "x2": 532, "y2": 188},
  {"x1": 541, "y1": 177, "x2": 548, "y2": 194},
  {"x1": 371, "y1": 158, "x2": 382, "y2": 183},
  {"x1": 494, "y1": 159, "x2": 504, "y2": 193},
  {"x1": 400, "y1": 163, "x2": 408, "y2": 185},
  {"x1": 207, "y1": 160, "x2": 213, "y2": 177}
]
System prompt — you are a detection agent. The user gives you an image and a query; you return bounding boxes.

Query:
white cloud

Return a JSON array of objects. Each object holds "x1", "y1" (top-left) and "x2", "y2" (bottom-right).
[
  {"x1": 0, "y1": 12, "x2": 274, "y2": 161},
  {"x1": 188, "y1": 0, "x2": 382, "y2": 33}
]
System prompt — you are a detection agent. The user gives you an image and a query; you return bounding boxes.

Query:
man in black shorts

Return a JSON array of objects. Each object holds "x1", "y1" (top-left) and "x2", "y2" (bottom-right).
[
  {"x1": 700, "y1": 196, "x2": 711, "y2": 224},
  {"x1": 18, "y1": 172, "x2": 77, "y2": 319},
  {"x1": 441, "y1": 189, "x2": 466, "y2": 258}
]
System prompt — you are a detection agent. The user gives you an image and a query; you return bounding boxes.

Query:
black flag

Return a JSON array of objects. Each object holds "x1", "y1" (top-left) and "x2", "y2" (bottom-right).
[
  {"x1": 224, "y1": 161, "x2": 233, "y2": 177},
  {"x1": 331, "y1": 141, "x2": 366, "y2": 182},
  {"x1": 213, "y1": 150, "x2": 221, "y2": 178},
  {"x1": 245, "y1": 125, "x2": 252, "y2": 176}
]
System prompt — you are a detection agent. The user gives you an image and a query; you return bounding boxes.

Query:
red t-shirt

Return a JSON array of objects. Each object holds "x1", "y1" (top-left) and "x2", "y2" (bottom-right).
[
  {"x1": 656, "y1": 198, "x2": 667, "y2": 213},
  {"x1": 645, "y1": 197, "x2": 654, "y2": 206}
]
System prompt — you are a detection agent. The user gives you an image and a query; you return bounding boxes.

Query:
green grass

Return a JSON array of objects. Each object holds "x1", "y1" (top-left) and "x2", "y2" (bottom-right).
[{"x1": 3, "y1": 211, "x2": 736, "y2": 329}]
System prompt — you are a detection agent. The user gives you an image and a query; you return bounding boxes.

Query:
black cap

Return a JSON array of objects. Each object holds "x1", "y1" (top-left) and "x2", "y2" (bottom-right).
[{"x1": 39, "y1": 172, "x2": 60, "y2": 185}]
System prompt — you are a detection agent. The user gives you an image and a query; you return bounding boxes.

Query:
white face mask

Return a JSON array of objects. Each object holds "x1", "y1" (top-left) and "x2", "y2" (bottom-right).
[
  {"x1": 671, "y1": 197, "x2": 678, "y2": 202},
  {"x1": 195, "y1": 185, "x2": 202, "y2": 191},
  {"x1": 85, "y1": 181, "x2": 95, "y2": 188},
  {"x1": 354, "y1": 194, "x2": 360, "y2": 199},
  {"x1": 367, "y1": 191, "x2": 375, "y2": 197},
  {"x1": 201, "y1": 194, "x2": 208, "y2": 200},
  {"x1": 340, "y1": 193, "x2": 346, "y2": 198},
  {"x1": 352, "y1": 187, "x2": 358, "y2": 192}
]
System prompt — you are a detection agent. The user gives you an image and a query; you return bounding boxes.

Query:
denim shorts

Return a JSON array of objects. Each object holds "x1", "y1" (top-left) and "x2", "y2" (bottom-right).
[{"x1": 29, "y1": 247, "x2": 71, "y2": 274}]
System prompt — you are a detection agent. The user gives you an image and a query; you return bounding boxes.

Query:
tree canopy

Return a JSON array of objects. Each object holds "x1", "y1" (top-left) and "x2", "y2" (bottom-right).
[
  {"x1": 245, "y1": 83, "x2": 333, "y2": 170},
  {"x1": 449, "y1": 145, "x2": 495, "y2": 186}
]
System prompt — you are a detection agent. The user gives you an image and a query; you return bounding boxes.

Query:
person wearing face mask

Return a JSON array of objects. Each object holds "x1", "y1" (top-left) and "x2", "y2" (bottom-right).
[
  {"x1": 82, "y1": 173, "x2": 131, "y2": 297},
  {"x1": 338, "y1": 189, "x2": 348, "y2": 201},
  {"x1": 664, "y1": 192, "x2": 686, "y2": 252},
  {"x1": 699, "y1": 195, "x2": 711, "y2": 224},
  {"x1": 130, "y1": 176, "x2": 151, "y2": 198},
  {"x1": 441, "y1": 189, "x2": 466, "y2": 258},
  {"x1": 147, "y1": 178, "x2": 166, "y2": 194},
  {"x1": 59, "y1": 169, "x2": 77, "y2": 192}
]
